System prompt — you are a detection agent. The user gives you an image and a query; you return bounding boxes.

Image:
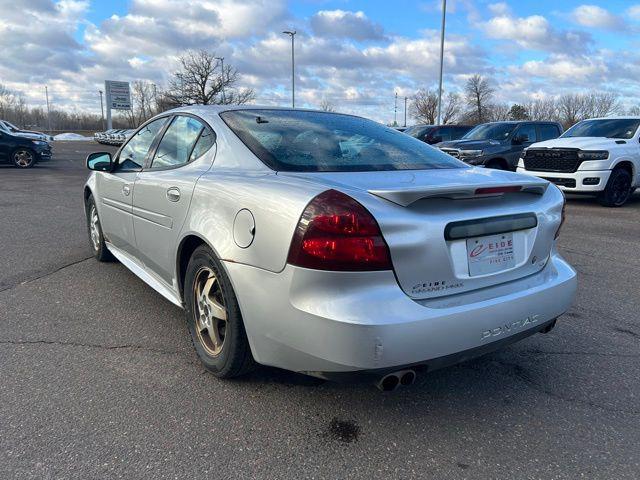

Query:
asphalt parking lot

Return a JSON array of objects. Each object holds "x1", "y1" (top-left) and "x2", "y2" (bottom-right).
[{"x1": 1, "y1": 141, "x2": 639, "y2": 479}]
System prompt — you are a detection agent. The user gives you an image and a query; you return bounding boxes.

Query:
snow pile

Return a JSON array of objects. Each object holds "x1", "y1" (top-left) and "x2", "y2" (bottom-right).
[{"x1": 53, "y1": 133, "x2": 92, "y2": 141}]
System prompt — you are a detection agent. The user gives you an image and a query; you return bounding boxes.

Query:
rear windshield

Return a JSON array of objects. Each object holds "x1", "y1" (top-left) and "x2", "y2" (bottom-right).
[
  {"x1": 220, "y1": 109, "x2": 465, "y2": 172},
  {"x1": 562, "y1": 119, "x2": 640, "y2": 139}
]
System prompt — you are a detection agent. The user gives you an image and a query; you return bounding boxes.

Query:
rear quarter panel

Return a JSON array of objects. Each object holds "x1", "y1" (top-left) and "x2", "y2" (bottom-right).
[{"x1": 182, "y1": 170, "x2": 326, "y2": 272}]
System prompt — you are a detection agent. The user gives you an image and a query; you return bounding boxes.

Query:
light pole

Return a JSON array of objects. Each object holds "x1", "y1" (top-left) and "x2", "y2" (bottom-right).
[
  {"x1": 282, "y1": 30, "x2": 296, "y2": 108},
  {"x1": 394, "y1": 91, "x2": 398, "y2": 126},
  {"x1": 436, "y1": 0, "x2": 447, "y2": 125},
  {"x1": 404, "y1": 96, "x2": 408, "y2": 127},
  {"x1": 99, "y1": 90, "x2": 105, "y2": 130},
  {"x1": 45, "y1": 85, "x2": 51, "y2": 133},
  {"x1": 215, "y1": 57, "x2": 225, "y2": 104}
]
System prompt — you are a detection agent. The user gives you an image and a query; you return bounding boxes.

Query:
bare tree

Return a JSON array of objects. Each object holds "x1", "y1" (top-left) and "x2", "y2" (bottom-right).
[
  {"x1": 584, "y1": 92, "x2": 621, "y2": 118},
  {"x1": 441, "y1": 93, "x2": 462, "y2": 124},
  {"x1": 526, "y1": 98, "x2": 559, "y2": 121},
  {"x1": 556, "y1": 92, "x2": 621, "y2": 128},
  {"x1": 319, "y1": 98, "x2": 335, "y2": 112},
  {"x1": 411, "y1": 89, "x2": 437, "y2": 124},
  {"x1": 0, "y1": 84, "x2": 17, "y2": 117},
  {"x1": 464, "y1": 75, "x2": 494, "y2": 124},
  {"x1": 628, "y1": 105, "x2": 640, "y2": 116},
  {"x1": 488, "y1": 103, "x2": 510, "y2": 121},
  {"x1": 166, "y1": 50, "x2": 254, "y2": 106}
]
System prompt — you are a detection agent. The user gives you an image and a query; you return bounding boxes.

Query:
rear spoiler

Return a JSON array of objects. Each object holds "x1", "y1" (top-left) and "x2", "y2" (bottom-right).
[{"x1": 369, "y1": 180, "x2": 549, "y2": 207}]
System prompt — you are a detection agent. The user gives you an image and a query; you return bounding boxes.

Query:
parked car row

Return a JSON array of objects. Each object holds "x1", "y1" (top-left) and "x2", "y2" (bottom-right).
[
  {"x1": 406, "y1": 117, "x2": 639, "y2": 207},
  {"x1": 94, "y1": 129, "x2": 135, "y2": 146}
]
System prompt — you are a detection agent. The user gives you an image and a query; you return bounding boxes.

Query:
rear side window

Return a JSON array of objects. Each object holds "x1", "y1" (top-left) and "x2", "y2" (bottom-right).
[
  {"x1": 151, "y1": 116, "x2": 204, "y2": 169},
  {"x1": 538, "y1": 124, "x2": 561, "y2": 141},
  {"x1": 190, "y1": 128, "x2": 215, "y2": 161},
  {"x1": 220, "y1": 109, "x2": 465, "y2": 172}
]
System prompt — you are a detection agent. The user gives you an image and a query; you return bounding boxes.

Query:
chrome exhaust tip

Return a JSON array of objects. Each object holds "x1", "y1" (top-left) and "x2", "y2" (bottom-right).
[
  {"x1": 376, "y1": 374, "x2": 400, "y2": 392},
  {"x1": 375, "y1": 369, "x2": 417, "y2": 391},
  {"x1": 399, "y1": 369, "x2": 416, "y2": 386}
]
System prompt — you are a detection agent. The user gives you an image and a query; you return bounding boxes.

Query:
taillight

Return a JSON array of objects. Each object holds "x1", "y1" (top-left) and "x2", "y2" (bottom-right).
[
  {"x1": 287, "y1": 189, "x2": 392, "y2": 271},
  {"x1": 555, "y1": 192, "x2": 566, "y2": 239}
]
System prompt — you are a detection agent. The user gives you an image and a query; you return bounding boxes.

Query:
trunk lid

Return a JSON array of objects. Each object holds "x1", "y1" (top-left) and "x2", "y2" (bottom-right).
[{"x1": 280, "y1": 168, "x2": 561, "y2": 300}]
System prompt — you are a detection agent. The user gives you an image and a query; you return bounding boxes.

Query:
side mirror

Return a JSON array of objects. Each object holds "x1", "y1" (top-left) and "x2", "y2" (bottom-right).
[
  {"x1": 86, "y1": 152, "x2": 112, "y2": 171},
  {"x1": 512, "y1": 134, "x2": 528, "y2": 145}
]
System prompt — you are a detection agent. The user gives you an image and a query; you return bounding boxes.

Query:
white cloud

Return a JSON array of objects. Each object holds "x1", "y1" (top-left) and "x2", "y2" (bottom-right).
[
  {"x1": 479, "y1": 11, "x2": 591, "y2": 52},
  {"x1": 310, "y1": 10, "x2": 385, "y2": 41},
  {"x1": 626, "y1": 5, "x2": 640, "y2": 21},
  {"x1": 571, "y1": 5, "x2": 625, "y2": 30}
]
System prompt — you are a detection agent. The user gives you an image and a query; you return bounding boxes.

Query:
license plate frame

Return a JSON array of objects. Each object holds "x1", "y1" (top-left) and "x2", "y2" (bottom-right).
[{"x1": 466, "y1": 232, "x2": 516, "y2": 276}]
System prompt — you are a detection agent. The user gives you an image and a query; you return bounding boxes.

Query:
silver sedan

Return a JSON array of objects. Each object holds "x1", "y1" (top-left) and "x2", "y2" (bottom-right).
[{"x1": 84, "y1": 106, "x2": 576, "y2": 390}]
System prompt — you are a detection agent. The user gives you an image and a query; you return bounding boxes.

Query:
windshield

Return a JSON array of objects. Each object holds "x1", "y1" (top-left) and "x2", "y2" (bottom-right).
[
  {"x1": 4, "y1": 121, "x2": 19, "y2": 131},
  {"x1": 562, "y1": 119, "x2": 640, "y2": 139},
  {"x1": 462, "y1": 123, "x2": 516, "y2": 141},
  {"x1": 404, "y1": 125, "x2": 435, "y2": 138},
  {"x1": 220, "y1": 110, "x2": 465, "y2": 172}
]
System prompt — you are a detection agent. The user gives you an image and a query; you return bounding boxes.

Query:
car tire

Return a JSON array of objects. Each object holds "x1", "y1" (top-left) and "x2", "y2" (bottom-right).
[
  {"x1": 185, "y1": 245, "x2": 254, "y2": 378},
  {"x1": 85, "y1": 195, "x2": 114, "y2": 262},
  {"x1": 12, "y1": 148, "x2": 36, "y2": 168},
  {"x1": 598, "y1": 168, "x2": 633, "y2": 207}
]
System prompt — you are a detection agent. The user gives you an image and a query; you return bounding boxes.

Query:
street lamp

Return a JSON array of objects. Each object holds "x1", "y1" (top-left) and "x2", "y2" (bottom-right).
[
  {"x1": 215, "y1": 56, "x2": 225, "y2": 104},
  {"x1": 99, "y1": 90, "x2": 105, "y2": 131},
  {"x1": 282, "y1": 30, "x2": 296, "y2": 108},
  {"x1": 436, "y1": 0, "x2": 447, "y2": 125}
]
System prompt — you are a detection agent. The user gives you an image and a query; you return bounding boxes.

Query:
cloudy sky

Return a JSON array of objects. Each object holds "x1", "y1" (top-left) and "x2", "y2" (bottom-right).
[{"x1": 1, "y1": 0, "x2": 639, "y2": 122}]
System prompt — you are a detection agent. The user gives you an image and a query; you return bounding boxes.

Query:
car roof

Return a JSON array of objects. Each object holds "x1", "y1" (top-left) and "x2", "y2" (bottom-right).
[{"x1": 576, "y1": 116, "x2": 640, "y2": 121}]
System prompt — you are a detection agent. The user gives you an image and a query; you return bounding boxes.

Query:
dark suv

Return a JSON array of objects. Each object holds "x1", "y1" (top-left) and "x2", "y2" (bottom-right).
[
  {"x1": 0, "y1": 130, "x2": 52, "y2": 168},
  {"x1": 437, "y1": 121, "x2": 562, "y2": 170},
  {"x1": 405, "y1": 124, "x2": 472, "y2": 145}
]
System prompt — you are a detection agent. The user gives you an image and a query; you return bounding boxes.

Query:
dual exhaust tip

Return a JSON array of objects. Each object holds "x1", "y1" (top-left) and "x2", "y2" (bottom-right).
[{"x1": 376, "y1": 369, "x2": 417, "y2": 392}]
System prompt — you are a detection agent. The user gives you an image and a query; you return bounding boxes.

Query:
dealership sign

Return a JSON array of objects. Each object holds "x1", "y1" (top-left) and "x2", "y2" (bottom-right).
[{"x1": 105, "y1": 80, "x2": 131, "y2": 110}]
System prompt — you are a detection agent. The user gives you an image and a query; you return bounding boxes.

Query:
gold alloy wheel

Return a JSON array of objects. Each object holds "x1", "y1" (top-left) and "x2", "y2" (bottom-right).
[
  {"x1": 89, "y1": 206, "x2": 100, "y2": 251},
  {"x1": 193, "y1": 267, "x2": 228, "y2": 356}
]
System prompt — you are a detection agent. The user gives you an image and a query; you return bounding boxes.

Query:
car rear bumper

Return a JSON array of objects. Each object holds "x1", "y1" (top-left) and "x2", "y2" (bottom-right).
[
  {"x1": 516, "y1": 167, "x2": 611, "y2": 192},
  {"x1": 226, "y1": 251, "x2": 577, "y2": 375}
]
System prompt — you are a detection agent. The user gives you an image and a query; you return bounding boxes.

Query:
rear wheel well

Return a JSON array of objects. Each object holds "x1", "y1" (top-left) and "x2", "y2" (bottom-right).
[{"x1": 177, "y1": 235, "x2": 207, "y2": 301}]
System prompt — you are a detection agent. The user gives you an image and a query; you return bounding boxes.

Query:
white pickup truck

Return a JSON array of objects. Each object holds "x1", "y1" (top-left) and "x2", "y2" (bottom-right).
[{"x1": 517, "y1": 117, "x2": 639, "y2": 207}]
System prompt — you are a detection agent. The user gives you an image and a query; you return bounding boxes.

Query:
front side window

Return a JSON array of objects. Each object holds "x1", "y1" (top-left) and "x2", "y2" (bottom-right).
[
  {"x1": 514, "y1": 124, "x2": 537, "y2": 143},
  {"x1": 220, "y1": 110, "x2": 465, "y2": 172},
  {"x1": 404, "y1": 125, "x2": 434, "y2": 139},
  {"x1": 561, "y1": 119, "x2": 640, "y2": 139},
  {"x1": 151, "y1": 115, "x2": 205, "y2": 169},
  {"x1": 462, "y1": 123, "x2": 517, "y2": 141},
  {"x1": 118, "y1": 117, "x2": 168, "y2": 170}
]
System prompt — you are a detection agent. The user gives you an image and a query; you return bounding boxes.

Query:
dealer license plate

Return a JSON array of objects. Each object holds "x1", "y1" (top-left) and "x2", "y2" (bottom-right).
[{"x1": 466, "y1": 232, "x2": 515, "y2": 276}]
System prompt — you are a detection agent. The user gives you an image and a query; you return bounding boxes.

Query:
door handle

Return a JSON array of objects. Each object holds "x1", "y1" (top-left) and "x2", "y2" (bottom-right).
[
  {"x1": 166, "y1": 187, "x2": 181, "y2": 202},
  {"x1": 122, "y1": 184, "x2": 131, "y2": 196}
]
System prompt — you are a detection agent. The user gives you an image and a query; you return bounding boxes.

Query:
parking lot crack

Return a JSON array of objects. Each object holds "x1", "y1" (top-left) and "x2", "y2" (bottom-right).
[
  {"x1": 0, "y1": 256, "x2": 93, "y2": 294},
  {"x1": 0, "y1": 338, "x2": 183, "y2": 357}
]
